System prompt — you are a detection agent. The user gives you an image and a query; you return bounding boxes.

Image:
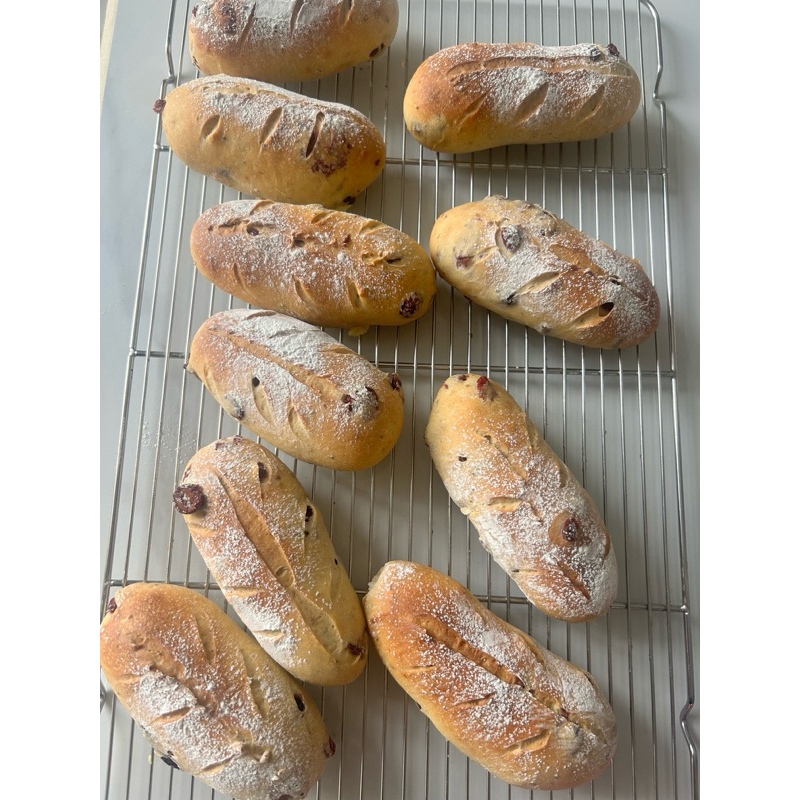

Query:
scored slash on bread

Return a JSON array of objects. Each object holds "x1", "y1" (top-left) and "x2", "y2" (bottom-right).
[
  {"x1": 173, "y1": 436, "x2": 368, "y2": 686},
  {"x1": 99, "y1": 582, "x2": 334, "y2": 800},
  {"x1": 364, "y1": 561, "x2": 617, "y2": 790},
  {"x1": 425, "y1": 374, "x2": 617, "y2": 622}
]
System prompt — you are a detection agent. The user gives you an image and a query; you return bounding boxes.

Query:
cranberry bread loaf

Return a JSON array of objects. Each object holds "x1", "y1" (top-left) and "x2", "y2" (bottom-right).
[
  {"x1": 173, "y1": 436, "x2": 368, "y2": 685},
  {"x1": 404, "y1": 41, "x2": 640, "y2": 153},
  {"x1": 429, "y1": 195, "x2": 660, "y2": 349},
  {"x1": 190, "y1": 200, "x2": 436, "y2": 336},
  {"x1": 159, "y1": 75, "x2": 385, "y2": 208},
  {"x1": 99, "y1": 582, "x2": 334, "y2": 800},
  {"x1": 425, "y1": 374, "x2": 617, "y2": 622},
  {"x1": 364, "y1": 561, "x2": 617, "y2": 790},
  {"x1": 189, "y1": 0, "x2": 399, "y2": 83},
  {"x1": 186, "y1": 309, "x2": 404, "y2": 470}
]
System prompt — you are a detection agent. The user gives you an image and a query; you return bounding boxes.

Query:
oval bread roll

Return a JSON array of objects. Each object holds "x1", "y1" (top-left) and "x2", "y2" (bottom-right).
[
  {"x1": 190, "y1": 199, "x2": 437, "y2": 336},
  {"x1": 404, "y1": 42, "x2": 640, "y2": 153},
  {"x1": 429, "y1": 195, "x2": 660, "y2": 349},
  {"x1": 159, "y1": 75, "x2": 386, "y2": 208},
  {"x1": 173, "y1": 435, "x2": 368, "y2": 685},
  {"x1": 186, "y1": 309, "x2": 405, "y2": 470},
  {"x1": 425, "y1": 374, "x2": 617, "y2": 622},
  {"x1": 364, "y1": 561, "x2": 617, "y2": 791},
  {"x1": 189, "y1": 0, "x2": 399, "y2": 83},
  {"x1": 99, "y1": 582, "x2": 334, "y2": 800}
]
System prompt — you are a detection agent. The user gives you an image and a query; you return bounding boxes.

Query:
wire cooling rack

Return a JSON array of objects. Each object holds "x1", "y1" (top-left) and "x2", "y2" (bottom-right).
[{"x1": 100, "y1": 0, "x2": 698, "y2": 797}]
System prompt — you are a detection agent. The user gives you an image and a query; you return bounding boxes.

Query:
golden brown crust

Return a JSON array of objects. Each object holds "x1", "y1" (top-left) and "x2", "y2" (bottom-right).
[
  {"x1": 189, "y1": 0, "x2": 399, "y2": 83},
  {"x1": 429, "y1": 196, "x2": 660, "y2": 349},
  {"x1": 404, "y1": 42, "x2": 640, "y2": 153},
  {"x1": 99, "y1": 582, "x2": 333, "y2": 800},
  {"x1": 186, "y1": 309, "x2": 405, "y2": 470},
  {"x1": 190, "y1": 200, "x2": 437, "y2": 335},
  {"x1": 160, "y1": 75, "x2": 385, "y2": 208},
  {"x1": 425, "y1": 375, "x2": 617, "y2": 622},
  {"x1": 364, "y1": 561, "x2": 617, "y2": 790},
  {"x1": 174, "y1": 436, "x2": 368, "y2": 685}
]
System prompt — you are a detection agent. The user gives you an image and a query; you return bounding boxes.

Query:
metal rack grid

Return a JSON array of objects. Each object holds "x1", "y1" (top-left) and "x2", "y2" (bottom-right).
[{"x1": 100, "y1": 0, "x2": 698, "y2": 798}]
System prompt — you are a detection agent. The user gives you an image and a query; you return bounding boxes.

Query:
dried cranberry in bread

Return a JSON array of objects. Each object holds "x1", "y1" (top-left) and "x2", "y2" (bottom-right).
[
  {"x1": 364, "y1": 561, "x2": 617, "y2": 790},
  {"x1": 99, "y1": 582, "x2": 334, "y2": 800},
  {"x1": 189, "y1": 0, "x2": 399, "y2": 83},
  {"x1": 159, "y1": 75, "x2": 385, "y2": 208},
  {"x1": 190, "y1": 200, "x2": 436, "y2": 336},
  {"x1": 186, "y1": 309, "x2": 404, "y2": 470},
  {"x1": 429, "y1": 195, "x2": 659, "y2": 349},
  {"x1": 404, "y1": 41, "x2": 640, "y2": 153},
  {"x1": 425, "y1": 374, "x2": 617, "y2": 622},
  {"x1": 173, "y1": 436, "x2": 368, "y2": 685}
]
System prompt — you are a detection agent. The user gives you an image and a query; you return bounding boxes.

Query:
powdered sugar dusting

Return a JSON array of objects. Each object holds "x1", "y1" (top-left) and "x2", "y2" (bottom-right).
[
  {"x1": 366, "y1": 562, "x2": 616, "y2": 789},
  {"x1": 426, "y1": 375, "x2": 617, "y2": 621},
  {"x1": 193, "y1": 0, "x2": 332, "y2": 45},
  {"x1": 193, "y1": 74, "x2": 369, "y2": 136},
  {"x1": 448, "y1": 43, "x2": 630, "y2": 125}
]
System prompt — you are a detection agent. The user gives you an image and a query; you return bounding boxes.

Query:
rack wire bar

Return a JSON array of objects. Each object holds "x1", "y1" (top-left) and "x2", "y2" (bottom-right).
[{"x1": 100, "y1": 0, "x2": 697, "y2": 797}]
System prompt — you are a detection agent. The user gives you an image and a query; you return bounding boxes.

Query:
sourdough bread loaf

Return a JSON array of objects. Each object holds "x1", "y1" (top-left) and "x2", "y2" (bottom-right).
[
  {"x1": 364, "y1": 561, "x2": 617, "y2": 790},
  {"x1": 425, "y1": 374, "x2": 617, "y2": 622},
  {"x1": 99, "y1": 582, "x2": 334, "y2": 800},
  {"x1": 404, "y1": 41, "x2": 640, "y2": 153},
  {"x1": 159, "y1": 75, "x2": 385, "y2": 208},
  {"x1": 186, "y1": 309, "x2": 405, "y2": 470},
  {"x1": 173, "y1": 435, "x2": 368, "y2": 685},
  {"x1": 190, "y1": 199, "x2": 436, "y2": 336},
  {"x1": 189, "y1": 0, "x2": 399, "y2": 83},
  {"x1": 429, "y1": 195, "x2": 660, "y2": 349}
]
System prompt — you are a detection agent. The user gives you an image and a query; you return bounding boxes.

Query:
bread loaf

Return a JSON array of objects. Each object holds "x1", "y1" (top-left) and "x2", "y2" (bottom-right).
[
  {"x1": 190, "y1": 199, "x2": 437, "y2": 336},
  {"x1": 364, "y1": 561, "x2": 617, "y2": 790},
  {"x1": 404, "y1": 42, "x2": 640, "y2": 153},
  {"x1": 159, "y1": 75, "x2": 385, "y2": 208},
  {"x1": 425, "y1": 374, "x2": 617, "y2": 622},
  {"x1": 173, "y1": 435, "x2": 368, "y2": 685},
  {"x1": 189, "y1": 0, "x2": 399, "y2": 83},
  {"x1": 186, "y1": 309, "x2": 404, "y2": 470},
  {"x1": 99, "y1": 582, "x2": 334, "y2": 800},
  {"x1": 429, "y1": 195, "x2": 660, "y2": 349}
]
